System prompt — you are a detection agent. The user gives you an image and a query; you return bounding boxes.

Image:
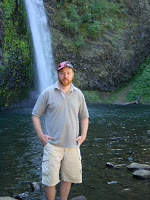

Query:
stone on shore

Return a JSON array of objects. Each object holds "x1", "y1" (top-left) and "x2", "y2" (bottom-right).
[
  {"x1": 56, "y1": 196, "x2": 86, "y2": 200},
  {"x1": 0, "y1": 197, "x2": 16, "y2": 200},
  {"x1": 106, "y1": 162, "x2": 126, "y2": 169},
  {"x1": 127, "y1": 162, "x2": 150, "y2": 170},
  {"x1": 30, "y1": 182, "x2": 41, "y2": 191},
  {"x1": 133, "y1": 170, "x2": 150, "y2": 179},
  {"x1": 71, "y1": 196, "x2": 87, "y2": 200}
]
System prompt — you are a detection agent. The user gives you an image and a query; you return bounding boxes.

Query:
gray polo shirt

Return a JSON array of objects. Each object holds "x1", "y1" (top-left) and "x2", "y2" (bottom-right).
[{"x1": 32, "y1": 82, "x2": 89, "y2": 148}]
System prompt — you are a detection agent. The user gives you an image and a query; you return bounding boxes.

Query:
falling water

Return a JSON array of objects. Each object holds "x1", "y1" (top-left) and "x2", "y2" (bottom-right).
[{"x1": 24, "y1": 0, "x2": 57, "y2": 93}]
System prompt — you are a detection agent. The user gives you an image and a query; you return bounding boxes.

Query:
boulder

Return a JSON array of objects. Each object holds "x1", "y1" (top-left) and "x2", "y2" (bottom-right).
[
  {"x1": 13, "y1": 192, "x2": 29, "y2": 199},
  {"x1": 55, "y1": 197, "x2": 60, "y2": 200},
  {"x1": 0, "y1": 197, "x2": 16, "y2": 200},
  {"x1": 106, "y1": 162, "x2": 126, "y2": 169},
  {"x1": 146, "y1": 130, "x2": 150, "y2": 135},
  {"x1": 30, "y1": 182, "x2": 41, "y2": 191},
  {"x1": 71, "y1": 196, "x2": 87, "y2": 200},
  {"x1": 56, "y1": 196, "x2": 87, "y2": 200},
  {"x1": 133, "y1": 170, "x2": 150, "y2": 179},
  {"x1": 127, "y1": 162, "x2": 150, "y2": 170}
]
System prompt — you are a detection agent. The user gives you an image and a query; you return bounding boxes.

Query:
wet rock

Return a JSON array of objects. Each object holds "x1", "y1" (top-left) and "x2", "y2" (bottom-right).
[
  {"x1": 146, "y1": 130, "x2": 150, "y2": 135},
  {"x1": 30, "y1": 182, "x2": 41, "y2": 191},
  {"x1": 107, "y1": 181, "x2": 118, "y2": 184},
  {"x1": 0, "y1": 198, "x2": 16, "y2": 200},
  {"x1": 55, "y1": 196, "x2": 86, "y2": 200},
  {"x1": 127, "y1": 163, "x2": 150, "y2": 170},
  {"x1": 133, "y1": 170, "x2": 150, "y2": 179},
  {"x1": 13, "y1": 192, "x2": 29, "y2": 199},
  {"x1": 106, "y1": 162, "x2": 120, "y2": 169},
  {"x1": 106, "y1": 162, "x2": 126, "y2": 169},
  {"x1": 71, "y1": 196, "x2": 87, "y2": 200},
  {"x1": 55, "y1": 197, "x2": 60, "y2": 200},
  {"x1": 128, "y1": 157, "x2": 133, "y2": 162}
]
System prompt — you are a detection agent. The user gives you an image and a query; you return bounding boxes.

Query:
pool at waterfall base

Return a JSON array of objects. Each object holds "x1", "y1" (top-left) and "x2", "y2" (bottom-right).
[{"x1": 0, "y1": 104, "x2": 150, "y2": 200}]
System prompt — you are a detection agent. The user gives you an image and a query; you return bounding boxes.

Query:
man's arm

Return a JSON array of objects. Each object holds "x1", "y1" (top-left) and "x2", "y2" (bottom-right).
[
  {"x1": 32, "y1": 115, "x2": 54, "y2": 145},
  {"x1": 75, "y1": 118, "x2": 89, "y2": 145}
]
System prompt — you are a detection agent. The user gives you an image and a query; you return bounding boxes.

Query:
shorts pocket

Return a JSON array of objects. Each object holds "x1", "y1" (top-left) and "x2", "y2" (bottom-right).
[{"x1": 42, "y1": 158, "x2": 50, "y2": 176}]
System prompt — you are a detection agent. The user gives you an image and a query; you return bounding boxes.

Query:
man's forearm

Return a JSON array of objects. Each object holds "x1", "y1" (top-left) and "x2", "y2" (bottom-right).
[
  {"x1": 80, "y1": 118, "x2": 89, "y2": 140},
  {"x1": 32, "y1": 115, "x2": 54, "y2": 145},
  {"x1": 32, "y1": 115, "x2": 44, "y2": 139},
  {"x1": 75, "y1": 118, "x2": 89, "y2": 145}
]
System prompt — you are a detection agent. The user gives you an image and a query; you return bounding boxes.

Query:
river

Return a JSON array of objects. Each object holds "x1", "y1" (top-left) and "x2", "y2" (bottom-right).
[{"x1": 0, "y1": 105, "x2": 150, "y2": 200}]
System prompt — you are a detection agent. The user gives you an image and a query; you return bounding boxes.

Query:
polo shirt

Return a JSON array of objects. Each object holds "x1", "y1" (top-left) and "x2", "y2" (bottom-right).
[{"x1": 32, "y1": 82, "x2": 89, "y2": 148}]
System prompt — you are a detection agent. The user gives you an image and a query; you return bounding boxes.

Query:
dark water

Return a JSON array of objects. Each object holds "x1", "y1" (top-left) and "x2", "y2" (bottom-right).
[{"x1": 0, "y1": 105, "x2": 150, "y2": 200}]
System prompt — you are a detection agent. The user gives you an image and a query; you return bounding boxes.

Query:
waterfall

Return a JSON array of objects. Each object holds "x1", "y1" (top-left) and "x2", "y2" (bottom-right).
[{"x1": 24, "y1": 0, "x2": 57, "y2": 93}]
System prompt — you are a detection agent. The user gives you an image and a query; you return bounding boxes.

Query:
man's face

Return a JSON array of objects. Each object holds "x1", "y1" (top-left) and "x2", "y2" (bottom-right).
[{"x1": 58, "y1": 67, "x2": 74, "y2": 86}]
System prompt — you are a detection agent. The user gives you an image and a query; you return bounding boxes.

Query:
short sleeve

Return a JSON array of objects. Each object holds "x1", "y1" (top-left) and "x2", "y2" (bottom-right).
[
  {"x1": 79, "y1": 93, "x2": 89, "y2": 119},
  {"x1": 32, "y1": 90, "x2": 49, "y2": 117}
]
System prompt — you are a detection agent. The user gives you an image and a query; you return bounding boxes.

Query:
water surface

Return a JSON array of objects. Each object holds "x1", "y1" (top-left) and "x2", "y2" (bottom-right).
[{"x1": 0, "y1": 105, "x2": 150, "y2": 200}]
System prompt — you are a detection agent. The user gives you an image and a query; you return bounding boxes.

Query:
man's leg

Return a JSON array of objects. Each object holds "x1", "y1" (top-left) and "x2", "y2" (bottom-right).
[
  {"x1": 60, "y1": 181, "x2": 71, "y2": 200},
  {"x1": 45, "y1": 185, "x2": 56, "y2": 200}
]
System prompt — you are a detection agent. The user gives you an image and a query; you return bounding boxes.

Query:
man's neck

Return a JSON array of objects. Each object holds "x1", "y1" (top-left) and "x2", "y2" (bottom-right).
[{"x1": 58, "y1": 82, "x2": 71, "y2": 94}]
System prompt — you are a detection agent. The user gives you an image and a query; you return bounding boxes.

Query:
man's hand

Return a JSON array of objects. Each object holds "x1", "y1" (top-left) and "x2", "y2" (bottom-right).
[
  {"x1": 32, "y1": 115, "x2": 54, "y2": 145},
  {"x1": 39, "y1": 134, "x2": 54, "y2": 145},
  {"x1": 75, "y1": 136, "x2": 86, "y2": 146},
  {"x1": 75, "y1": 118, "x2": 89, "y2": 146}
]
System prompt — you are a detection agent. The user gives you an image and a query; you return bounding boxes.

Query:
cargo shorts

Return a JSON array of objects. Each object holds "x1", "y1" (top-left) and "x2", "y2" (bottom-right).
[{"x1": 42, "y1": 143, "x2": 82, "y2": 186}]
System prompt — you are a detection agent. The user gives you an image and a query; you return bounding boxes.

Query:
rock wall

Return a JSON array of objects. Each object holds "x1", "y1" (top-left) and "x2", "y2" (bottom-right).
[
  {"x1": 0, "y1": 4, "x2": 4, "y2": 68},
  {"x1": 43, "y1": 0, "x2": 150, "y2": 91},
  {"x1": 0, "y1": 0, "x2": 33, "y2": 107},
  {"x1": 1, "y1": 0, "x2": 150, "y2": 92}
]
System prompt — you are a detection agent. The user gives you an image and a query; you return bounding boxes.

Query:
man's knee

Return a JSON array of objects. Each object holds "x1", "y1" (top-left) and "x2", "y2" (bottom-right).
[{"x1": 45, "y1": 185, "x2": 56, "y2": 190}]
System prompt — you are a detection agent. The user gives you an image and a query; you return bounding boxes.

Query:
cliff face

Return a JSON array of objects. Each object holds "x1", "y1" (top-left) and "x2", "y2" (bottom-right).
[
  {"x1": 0, "y1": 0, "x2": 33, "y2": 107},
  {"x1": 1, "y1": 0, "x2": 150, "y2": 95},
  {"x1": 43, "y1": 0, "x2": 150, "y2": 91},
  {"x1": 0, "y1": 4, "x2": 4, "y2": 69}
]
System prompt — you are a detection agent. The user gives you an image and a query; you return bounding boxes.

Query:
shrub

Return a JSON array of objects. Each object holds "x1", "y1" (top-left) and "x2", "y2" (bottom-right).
[
  {"x1": 127, "y1": 57, "x2": 150, "y2": 103},
  {"x1": 55, "y1": 0, "x2": 126, "y2": 44}
]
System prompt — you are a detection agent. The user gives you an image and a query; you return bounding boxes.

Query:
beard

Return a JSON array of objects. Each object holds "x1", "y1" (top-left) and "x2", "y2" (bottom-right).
[{"x1": 58, "y1": 78, "x2": 72, "y2": 86}]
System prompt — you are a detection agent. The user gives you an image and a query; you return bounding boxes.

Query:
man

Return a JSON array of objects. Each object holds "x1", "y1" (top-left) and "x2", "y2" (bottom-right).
[{"x1": 32, "y1": 61, "x2": 89, "y2": 200}]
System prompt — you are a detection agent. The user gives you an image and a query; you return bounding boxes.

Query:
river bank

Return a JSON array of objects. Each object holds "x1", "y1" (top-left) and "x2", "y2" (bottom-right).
[
  {"x1": 0, "y1": 75, "x2": 149, "y2": 111},
  {"x1": 83, "y1": 89, "x2": 150, "y2": 105},
  {"x1": 0, "y1": 88, "x2": 149, "y2": 112}
]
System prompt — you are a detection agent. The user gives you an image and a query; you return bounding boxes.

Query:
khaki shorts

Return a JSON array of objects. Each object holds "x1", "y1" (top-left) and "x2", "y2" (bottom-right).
[{"x1": 42, "y1": 143, "x2": 82, "y2": 186}]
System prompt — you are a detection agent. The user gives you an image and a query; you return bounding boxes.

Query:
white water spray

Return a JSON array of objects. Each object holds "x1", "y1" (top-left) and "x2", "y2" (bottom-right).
[{"x1": 24, "y1": 0, "x2": 57, "y2": 93}]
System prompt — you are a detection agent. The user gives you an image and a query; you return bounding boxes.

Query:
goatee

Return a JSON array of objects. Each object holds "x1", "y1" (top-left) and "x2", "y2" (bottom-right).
[{"x1": 59, "y1": 78, "x2": 72, "y2": 86}]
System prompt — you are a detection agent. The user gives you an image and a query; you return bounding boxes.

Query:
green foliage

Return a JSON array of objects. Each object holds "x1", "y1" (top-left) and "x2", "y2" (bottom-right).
[
  {"x1": 82, "y1": 90, "x2": 116, "y2": 103},
  {"x1": 55, "y1": 0, "x2": 126, "y2": 46},
  {"x1": 127, "y1": 56, "x2": 150, "y2": 103},
  {"x1": 83, "y1": 90, "x2": 102, "y2": 103},
  {"x1": 3, "y1": 0, "x2": 16, "y2": 18},
  {"x1": 0, "y1": 0, "x2": 33, "y2": 107},
  {"x1": 74, "y1": 35, "x2": 84, "y2": 48},
  {"x1": 56, "y1": 4, "x2": 81, "y2": 34},
  {"x1": 87, "y1": 21, "x2": 102, "y2": 38}
]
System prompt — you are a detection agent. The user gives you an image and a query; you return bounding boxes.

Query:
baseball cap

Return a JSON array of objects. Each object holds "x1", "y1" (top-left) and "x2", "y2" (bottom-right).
[{"x1": 58, "y1": 61, "x2": 74, "y2": 71}]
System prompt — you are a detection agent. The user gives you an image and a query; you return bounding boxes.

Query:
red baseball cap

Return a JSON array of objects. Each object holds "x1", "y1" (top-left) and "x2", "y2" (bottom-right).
[{"x1": 58, "y1": 61, "x2": 74, "y2": 71}]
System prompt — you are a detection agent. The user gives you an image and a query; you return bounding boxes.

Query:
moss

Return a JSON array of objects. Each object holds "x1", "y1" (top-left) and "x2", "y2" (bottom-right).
[
  {"x1": 127, "y1": 57, "x2": 150, "y2": 103},
  {"x1": 83, "y1": 91, "x2": 102, "y2": 103},
  {"x1": 0, "y1": 0, "x2": 33, "y2": 107},
  {"x1": 51, "y1": 28, "x2": 76, "y2": 51},
  {"x1": 82, "y1": 90, "x2": 116, "y2": 104}
]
